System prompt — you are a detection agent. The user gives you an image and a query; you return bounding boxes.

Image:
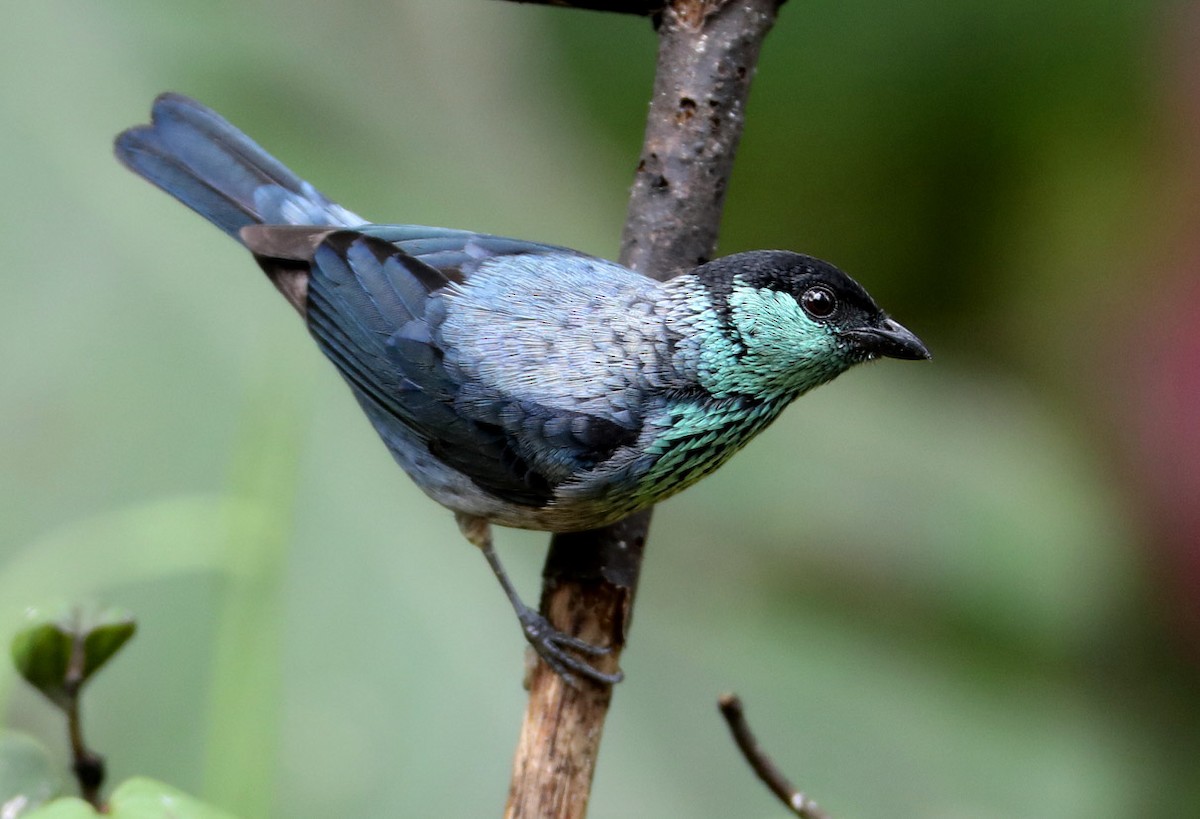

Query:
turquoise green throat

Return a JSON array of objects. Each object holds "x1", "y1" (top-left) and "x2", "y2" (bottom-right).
[{"x1": 633, "y1": 276, "x2": 853, "y2": 503}]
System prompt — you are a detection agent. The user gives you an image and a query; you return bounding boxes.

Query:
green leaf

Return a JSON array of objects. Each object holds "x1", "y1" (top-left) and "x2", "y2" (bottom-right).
[
  {"x1": 108, "y1": 778, "x2": 237, "y2": 819},
  {"x1": 79, "y1": 610, "x2": 136, "y2": 682},
  {"x1": 20, "y1": 779, "x2": 238, "y2": 819},
  {"x1": 10, "y1": 622, "x2": 73, "y2": 709},
  {"x1": 0, "y1": 731, "x2": 64, "y2": 817},
  {"x1": 9, "y1": 607, "x2": 136, "y2": 708},
  {"x1": 18, "y1": 798, "x2": 98, "y2": 819}
]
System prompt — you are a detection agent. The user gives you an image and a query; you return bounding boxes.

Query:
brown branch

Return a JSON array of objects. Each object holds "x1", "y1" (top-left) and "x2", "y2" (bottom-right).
[
  {"x1": 504, "y1": 1, "x2": 786, "y2": 817},
  {"x1": 718, "y1": 694, "x2": 830, "y2": 819}
]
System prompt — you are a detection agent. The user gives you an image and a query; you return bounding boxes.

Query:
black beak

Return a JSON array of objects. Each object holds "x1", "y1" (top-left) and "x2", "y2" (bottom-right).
[{"x1": 840, "y1": 317, "x2": 930, "y2": 361}]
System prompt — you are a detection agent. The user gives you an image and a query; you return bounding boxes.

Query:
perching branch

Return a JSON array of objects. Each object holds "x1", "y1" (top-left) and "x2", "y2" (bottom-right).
[
  {"x1": 718, "y1": 694, "x2": 830, "y2": 819},
  {"x1": 501, "y1": 1, "x2": 786, "y2": 817}
]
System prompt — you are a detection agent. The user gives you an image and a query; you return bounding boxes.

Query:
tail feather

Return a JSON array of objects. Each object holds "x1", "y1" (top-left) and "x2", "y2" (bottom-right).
[{"x1": 114, "y1": 93, "x2": 362, "y2": 240}]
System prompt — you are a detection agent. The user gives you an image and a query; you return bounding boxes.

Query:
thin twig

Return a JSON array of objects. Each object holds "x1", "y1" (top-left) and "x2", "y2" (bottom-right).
[
  {"x1": 718, "y1": 694, "x2": 829, "y2": 819},
  {"x1": 494, "y1": 0, "x2": 666, "y2": 16},
  {"x1": 64, "y1": 626, "x2": 105, "y2": 809}
]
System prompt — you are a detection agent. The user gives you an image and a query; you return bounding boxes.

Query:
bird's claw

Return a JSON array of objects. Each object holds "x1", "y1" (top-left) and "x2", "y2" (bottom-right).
[{"x1": 518, "y1": 609, "x2": 624, "y2": 688}]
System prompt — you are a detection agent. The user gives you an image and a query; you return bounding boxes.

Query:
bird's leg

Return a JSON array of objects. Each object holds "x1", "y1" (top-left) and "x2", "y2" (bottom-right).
[{"x1": 455, "y1": 513, "x2": 623, "y2": 687}]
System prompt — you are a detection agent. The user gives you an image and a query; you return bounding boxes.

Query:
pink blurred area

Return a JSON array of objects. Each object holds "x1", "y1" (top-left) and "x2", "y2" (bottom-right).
[{"x1": 1127, "y1": 1, "x2": 1200, "y2": 656}]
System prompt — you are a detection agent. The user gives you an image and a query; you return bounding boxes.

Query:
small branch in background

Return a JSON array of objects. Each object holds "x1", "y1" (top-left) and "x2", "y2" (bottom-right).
[
  {"x1": 494, "y1": 0, "x2": 665, "y2": 16},
  {"x1": 718, "y1": 694, "x2": 830, "y2": 819},
  {"x1": 10, "y1": 607, "x2": 136, "y2": 811},
  {"x1": 63, "y1": 634, "x2": 105, "y2": 810}
]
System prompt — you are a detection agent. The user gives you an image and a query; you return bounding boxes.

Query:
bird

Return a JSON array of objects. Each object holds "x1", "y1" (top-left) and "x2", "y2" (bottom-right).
[{"x1": 114, "y1": 93, "x2": 929, "y2": 686}]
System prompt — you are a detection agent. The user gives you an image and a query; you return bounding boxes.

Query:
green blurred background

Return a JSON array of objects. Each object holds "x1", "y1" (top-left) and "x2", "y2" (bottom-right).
[{"x1": 3, "y1": 0, "x2": 1199, "y2": 816}]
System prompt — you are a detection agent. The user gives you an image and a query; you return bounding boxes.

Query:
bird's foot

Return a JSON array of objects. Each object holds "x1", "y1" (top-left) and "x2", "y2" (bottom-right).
[
  {"x1": 516, "y1": 606, "x2": 624, "y2": 688},
  {"x1": 456, "y1": 513, "x2": 624, "y2": 687}
]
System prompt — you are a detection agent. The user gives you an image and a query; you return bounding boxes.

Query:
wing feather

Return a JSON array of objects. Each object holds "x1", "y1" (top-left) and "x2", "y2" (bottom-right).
[{"x1": 301, "y1": 229, "x2": 643, "y2": 507}]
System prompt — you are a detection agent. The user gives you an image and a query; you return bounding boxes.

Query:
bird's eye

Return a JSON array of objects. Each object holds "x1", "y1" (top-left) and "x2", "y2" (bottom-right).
[{"x1": 800, "y1": 286, "x2": 837, "y2": 319}]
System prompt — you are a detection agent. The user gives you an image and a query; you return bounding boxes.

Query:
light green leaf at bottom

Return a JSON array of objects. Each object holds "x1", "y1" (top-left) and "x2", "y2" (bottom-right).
[
  {"x1": 0, "y1": 731, "x2": 63, "y2": 816},
  {"x1": 22, "y1": 778, "x2": 236, "y2": 819},
  {"x1": 16, "y1": 797, "x2": 96, "y2": 819},
  {"x1": 108, "y1": 778, "x2": 236, "y2": 819}
]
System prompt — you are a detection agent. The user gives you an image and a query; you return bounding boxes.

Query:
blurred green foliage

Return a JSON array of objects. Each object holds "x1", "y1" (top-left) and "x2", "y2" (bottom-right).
[{"x1": 2, "y1": 1, "x2": 1197, "y2": 817}]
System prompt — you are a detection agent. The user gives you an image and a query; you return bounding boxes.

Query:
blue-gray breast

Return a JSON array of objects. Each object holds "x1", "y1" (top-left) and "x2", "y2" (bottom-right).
[{"x1": 115, "y1": 94, "x2": 929, "y2": 685}]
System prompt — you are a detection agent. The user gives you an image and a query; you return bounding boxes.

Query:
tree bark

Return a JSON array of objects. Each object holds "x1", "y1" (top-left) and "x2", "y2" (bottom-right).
[{"x1": 503, "y1": 1, "x2": 785, "y2": 816}]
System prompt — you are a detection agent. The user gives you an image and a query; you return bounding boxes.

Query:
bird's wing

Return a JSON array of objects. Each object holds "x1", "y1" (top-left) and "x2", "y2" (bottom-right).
[
  {"x1": 298, "y1": 228, "x2": 643, "y2": 507},
  {"x1": 355, "y1": 224, "x2": 581, "y2": 281}
]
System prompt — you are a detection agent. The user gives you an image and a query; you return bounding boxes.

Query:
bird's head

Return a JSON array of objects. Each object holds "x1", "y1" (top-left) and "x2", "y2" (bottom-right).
[{"x1": 685, "y1": 250, "x2": 929, "y2": 397}]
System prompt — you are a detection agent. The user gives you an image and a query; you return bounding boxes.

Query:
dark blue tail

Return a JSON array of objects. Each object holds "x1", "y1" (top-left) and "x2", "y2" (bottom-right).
[{"x1": 114, "y1": 93, "x2": 362, "y2": 241}]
